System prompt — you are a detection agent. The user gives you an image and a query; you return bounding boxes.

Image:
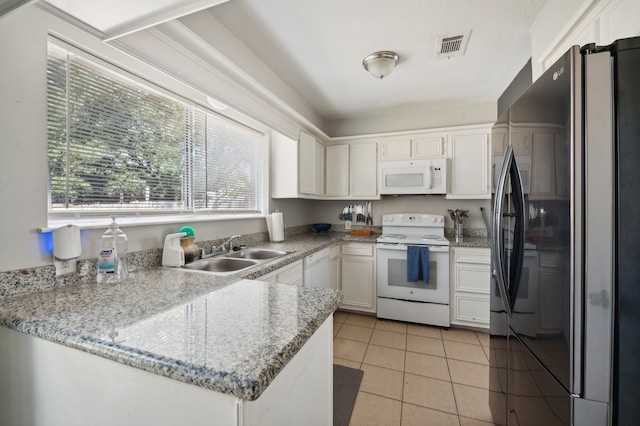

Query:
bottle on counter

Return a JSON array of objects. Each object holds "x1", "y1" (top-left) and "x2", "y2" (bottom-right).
[
  {"x1": 179, "y1": 226, "x2": 198, "y2": 264},
  {"x1": 97, "y1": 217, "x2": 128, "y2": 283}
]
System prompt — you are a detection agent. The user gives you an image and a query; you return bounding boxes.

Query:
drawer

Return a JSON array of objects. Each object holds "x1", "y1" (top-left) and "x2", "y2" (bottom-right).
[
  {"x1": 329, "y1": 244, "x2": 340, "y2": 258},
  {"x1": 454, "y1": 248, "x2": 490, "y2": 264},
  {"x1": 454, "y1": 263, "x2": 491, "y2": 293},
  {"x1": 341, "y1": 243, "x2": 374, "y2": 257},
  {"x1": 454, "y1": 294, "x2": 490, "y2": 324}
]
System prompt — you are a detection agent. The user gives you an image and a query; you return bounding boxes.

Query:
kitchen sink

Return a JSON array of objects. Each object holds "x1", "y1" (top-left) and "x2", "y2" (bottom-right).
[
  {"x1": 177, "y1": 247, "x2": 291, "y2": 275},
  {"x1": 224, "y1": 248, "x2": 289, "y2": 260},
  {"x1": 182, "y1": 257, "x2": 259, "y2": 274}
]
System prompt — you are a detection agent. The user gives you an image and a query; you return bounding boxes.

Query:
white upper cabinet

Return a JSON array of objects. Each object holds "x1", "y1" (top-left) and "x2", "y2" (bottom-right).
[
  {"x1": 380, "y1": 133, "x2": 446, "y2": 161},
  {"x1": 325, "y1": 144, "x2": 349, "y2": 197},
  {"x1": 271, "y1": 131, "x2": 298, "y2": 198},
  {"x1": 272, "y1": 130, "x2": 324, "y2": 198},
  {"x1": 324, "y1": 141, "x2": 378, "y2": 200},
  {"x1": 299, "y1": 131, "x2": 324, "y2": 197},
  {"x1": 349, "y1": 143, "x2": 378, "y2": 198},
  {"x1": 446, "y1": 129, "x2": 491, "y2": 199}
]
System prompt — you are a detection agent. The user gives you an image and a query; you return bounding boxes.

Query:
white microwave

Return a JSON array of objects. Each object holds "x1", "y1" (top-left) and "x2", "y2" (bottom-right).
[{"x1": 379, "y1": 159, "x2": 447, "y2": 195}]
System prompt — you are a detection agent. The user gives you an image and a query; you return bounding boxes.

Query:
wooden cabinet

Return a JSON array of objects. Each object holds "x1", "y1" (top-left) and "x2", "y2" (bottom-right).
[
  {"x1": 380, "y1": 133, "x2": 446, "y2": 160},
  {"x1": 324, "y1": 141, "x2": 378, "y2": 199},
  {"x1": 299, "y1": 131, "x2": 324, "y2": 196},
  {"x1": 447, "y1": 130, "x2": 491, "y2": 199},
  {"x1": 259, "y1": 259, "x2": 304, "y2": 286},
  {"x1": 340, "y1": 243, "x2": 376, "y2": 313},
  {"x1": 450, "y1": 247, "x2": 490, "y2": 328}
]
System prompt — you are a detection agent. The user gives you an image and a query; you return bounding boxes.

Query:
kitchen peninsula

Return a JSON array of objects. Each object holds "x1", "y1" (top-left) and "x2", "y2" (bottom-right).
[{"x1": 0, "y1": 251, "x2": 342, "y2": 425}]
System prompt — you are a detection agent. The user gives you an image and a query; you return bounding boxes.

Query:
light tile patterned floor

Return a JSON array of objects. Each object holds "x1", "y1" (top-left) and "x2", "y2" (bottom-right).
[{"x1": 333, "y1": 311, "x2": 500, "y2": 426}]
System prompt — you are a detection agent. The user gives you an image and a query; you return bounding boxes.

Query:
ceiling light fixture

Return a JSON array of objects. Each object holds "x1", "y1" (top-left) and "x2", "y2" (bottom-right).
[{"x1": 362, "y1": 51, "x2": 399, "y2": 79}]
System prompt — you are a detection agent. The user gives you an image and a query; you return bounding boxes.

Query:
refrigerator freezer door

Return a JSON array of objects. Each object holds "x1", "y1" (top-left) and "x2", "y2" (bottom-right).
[{"x1": 507, "y1": 332, "x2": 571, "y2": 426}]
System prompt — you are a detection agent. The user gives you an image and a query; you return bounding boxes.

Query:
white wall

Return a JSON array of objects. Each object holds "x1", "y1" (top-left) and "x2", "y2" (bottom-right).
[
  {"x1": 310, "y1": 197, "x2": 491, "y2": 232},
  {"x1": 0, "y1": 5, "x2": 312, "y2": 272},
  {"x1": 530, "y1": 0, "x2": 640, "y2": 80},
  {"x1": 325, "y1": 102, "x2": 497, "y2": 138},
  {"x1": 530, "y1": 0, "x2": 594, "y2": 78}
]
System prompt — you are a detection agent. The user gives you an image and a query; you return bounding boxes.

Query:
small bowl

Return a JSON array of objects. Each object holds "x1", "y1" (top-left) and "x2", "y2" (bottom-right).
[{"x1": 312, "y1": 223, "x2": 332, "y2": 233}]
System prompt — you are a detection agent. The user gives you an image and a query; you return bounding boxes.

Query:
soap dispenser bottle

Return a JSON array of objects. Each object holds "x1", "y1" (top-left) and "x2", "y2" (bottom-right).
[{"x1": 97, "y1": 217, "x2": 128, "y2": 283}]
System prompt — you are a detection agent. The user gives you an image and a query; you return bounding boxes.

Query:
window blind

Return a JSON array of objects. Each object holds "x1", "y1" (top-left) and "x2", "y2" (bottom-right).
[{"x1": 47, "y1": 42, "x2": 264, "y2": 215}]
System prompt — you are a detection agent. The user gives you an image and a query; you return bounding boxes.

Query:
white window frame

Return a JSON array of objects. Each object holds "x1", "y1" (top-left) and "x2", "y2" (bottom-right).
[{"x1": 45, "y1": 37, "x2": 270, "y2": 229}]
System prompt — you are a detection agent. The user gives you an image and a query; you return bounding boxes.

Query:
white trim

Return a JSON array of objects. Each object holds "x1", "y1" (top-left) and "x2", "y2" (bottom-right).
[
  {"x1": 41, "y1": 213, "x2": 265, "y2": 232},
  {"x1": 329, "y1": 122, "x2": 495, "y2": 142}
]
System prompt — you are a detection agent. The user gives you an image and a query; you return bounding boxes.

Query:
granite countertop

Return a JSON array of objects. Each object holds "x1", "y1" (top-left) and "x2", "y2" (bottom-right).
[
  {"x1": 448, "y1": 236, "x2": 490, "y2": 248},
  {"x1": 0, "y1": 232, "x2": 375, "y2": 401}
]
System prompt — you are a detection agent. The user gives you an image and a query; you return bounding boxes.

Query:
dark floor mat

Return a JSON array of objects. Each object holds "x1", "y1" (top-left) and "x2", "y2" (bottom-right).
[{"x1": 333, "y1": 364, "x2": 364, "y2": 426}]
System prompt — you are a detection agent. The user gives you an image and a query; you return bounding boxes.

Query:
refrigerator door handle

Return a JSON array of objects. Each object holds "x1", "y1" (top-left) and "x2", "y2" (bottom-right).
[
  {"x1": 508, "y1": 155, "x2": 527, "y2": 307},
  {"x1": 492, "y1": 145, "x2": 513, "y2": 317}
]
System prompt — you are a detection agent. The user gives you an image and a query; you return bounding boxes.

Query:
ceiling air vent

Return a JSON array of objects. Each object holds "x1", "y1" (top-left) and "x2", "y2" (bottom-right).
[{"x1": 435, "y1": 31, "x2": 471, "y2": 59}]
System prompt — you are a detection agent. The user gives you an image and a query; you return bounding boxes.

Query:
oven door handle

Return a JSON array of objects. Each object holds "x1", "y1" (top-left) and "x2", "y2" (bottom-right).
[{"x1": 376, "y1": 244, "x2": 449, "y2": 253}]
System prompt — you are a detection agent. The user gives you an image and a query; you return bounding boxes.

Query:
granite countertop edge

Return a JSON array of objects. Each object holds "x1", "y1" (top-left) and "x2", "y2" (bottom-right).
[{"x1": 0, "y1": 232, "x2": 369, "y2": 400}]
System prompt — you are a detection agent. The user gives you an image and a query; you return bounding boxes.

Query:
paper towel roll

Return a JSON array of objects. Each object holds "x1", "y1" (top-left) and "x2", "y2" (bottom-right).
[
  {"x1": 270, "y1": 212, "x2": 285, "y2": 242},
  {"x1": 53, "y1": 224, "x2": 81, "y2": 260}
]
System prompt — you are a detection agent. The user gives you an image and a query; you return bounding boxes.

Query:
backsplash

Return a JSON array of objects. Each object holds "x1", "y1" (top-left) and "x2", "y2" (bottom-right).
[
  {"x1": 0, "y1": 224, "x2": 312, "y2": 300},
  {"x1": 0, "y1": 224, "x2": 487, "y2": 300}
]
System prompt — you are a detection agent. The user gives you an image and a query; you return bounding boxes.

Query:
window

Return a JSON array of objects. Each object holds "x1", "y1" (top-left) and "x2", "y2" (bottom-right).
[{"x1": 46, "y1": 41, "x2": 265, "y2": 217}]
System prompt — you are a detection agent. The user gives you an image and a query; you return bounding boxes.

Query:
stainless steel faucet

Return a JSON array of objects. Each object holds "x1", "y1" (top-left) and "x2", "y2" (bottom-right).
[
  {"x1": 222, "y1": 235, "x2": 241, "y2": 252},
  {"x1": 200, "y1": 235, "x2": 242, "y2": 259}
]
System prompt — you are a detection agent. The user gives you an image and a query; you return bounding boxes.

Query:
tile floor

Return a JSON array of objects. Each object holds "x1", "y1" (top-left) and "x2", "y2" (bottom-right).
[{"x1": 333, "y1": 311, "x2": 499, "y2": 426}]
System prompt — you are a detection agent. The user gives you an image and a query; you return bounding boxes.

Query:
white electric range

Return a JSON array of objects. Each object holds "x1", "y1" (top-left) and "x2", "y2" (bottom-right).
[{"x1": 376, "y1": 213, "x2": 451, "y2": 327}]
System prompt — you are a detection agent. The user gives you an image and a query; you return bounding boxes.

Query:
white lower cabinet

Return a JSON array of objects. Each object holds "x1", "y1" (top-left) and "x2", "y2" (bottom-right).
[
  {"x1": 328, "y1": 244, "x2": 341, "y2": 291},
  {"x1": 259, "y1": 259, "x2": 303, "y2": 286},
  {"x1": 340, "y1": 243, "x2": 376, "y2": 313},
  {"x1": 450, "y1": 247, "x2": 490, "y2": 329},
  {"x1": 0, "y1": 316, "x2": 333, "y2": 426}
]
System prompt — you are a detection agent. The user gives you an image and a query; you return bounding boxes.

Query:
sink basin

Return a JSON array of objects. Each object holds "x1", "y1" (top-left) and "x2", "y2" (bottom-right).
[
  {"x1": 182, "y1": 257, "x2": 259, "y2": 273},
  {"x1": 224, "y1": 248, "x2": 289, "y2": 260}
]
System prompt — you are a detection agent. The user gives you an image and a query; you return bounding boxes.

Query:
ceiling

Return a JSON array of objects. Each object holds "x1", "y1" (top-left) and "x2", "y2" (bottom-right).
[
  {"x1": 4, "y1": 0, "x2": 548, "y2": 134},
  {"x1": 203, "y1": 0, "x2": 548, "y2": 123}
]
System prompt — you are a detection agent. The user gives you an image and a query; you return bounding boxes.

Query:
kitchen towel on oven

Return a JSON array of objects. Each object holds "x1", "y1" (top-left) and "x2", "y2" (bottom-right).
[{"x1": 407, "y1": 246, "x2": 429, "y2": 283}]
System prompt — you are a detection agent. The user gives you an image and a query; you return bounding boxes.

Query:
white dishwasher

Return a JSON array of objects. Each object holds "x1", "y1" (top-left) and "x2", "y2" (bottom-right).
[{"x1": 303, "y1": 247, "x2": 331, "y2": 289}]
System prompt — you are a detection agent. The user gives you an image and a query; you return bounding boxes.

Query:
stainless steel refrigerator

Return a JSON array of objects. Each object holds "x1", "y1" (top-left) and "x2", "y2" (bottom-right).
[{"x1": 490, "y1": 37, "x2": 640, "y2": 426}]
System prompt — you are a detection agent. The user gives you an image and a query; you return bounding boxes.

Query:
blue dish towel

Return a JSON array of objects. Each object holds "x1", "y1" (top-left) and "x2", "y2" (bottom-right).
[{"x1": 407, "y1": 246, "x2": 430, "y2": 283}]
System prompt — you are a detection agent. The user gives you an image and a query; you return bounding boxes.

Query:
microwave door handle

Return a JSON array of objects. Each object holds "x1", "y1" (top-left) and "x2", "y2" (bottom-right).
[{"x1": 492, "y1": 145, "x2": 513, "y2": 317}]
